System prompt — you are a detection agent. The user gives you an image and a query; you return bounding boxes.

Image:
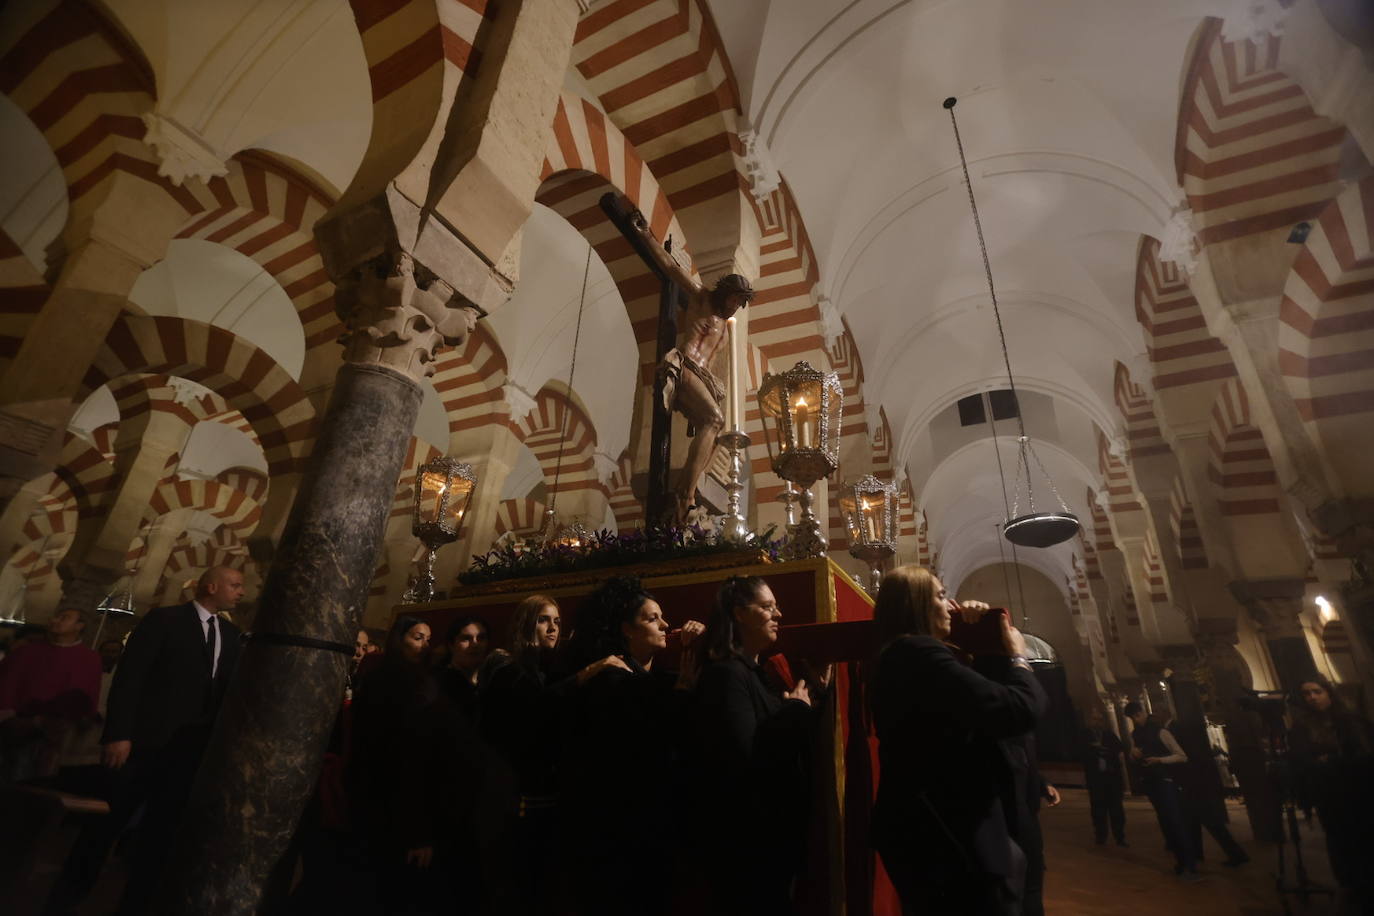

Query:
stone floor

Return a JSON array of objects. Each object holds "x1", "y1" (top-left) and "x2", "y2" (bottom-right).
[{"x1": 1041, "y1": 788, "x2": 1342, "y2": 915}]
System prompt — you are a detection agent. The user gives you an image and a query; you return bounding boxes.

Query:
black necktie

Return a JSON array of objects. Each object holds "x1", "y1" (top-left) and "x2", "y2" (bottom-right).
[{"x1": 205, "y1": 615, "x2": 217, "y2": 677}]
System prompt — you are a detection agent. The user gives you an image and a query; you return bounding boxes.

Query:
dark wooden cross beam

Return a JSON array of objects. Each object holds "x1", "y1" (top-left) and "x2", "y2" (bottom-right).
[{"x1": 598, "y1": 192, "x2": 680, "y2": 526}]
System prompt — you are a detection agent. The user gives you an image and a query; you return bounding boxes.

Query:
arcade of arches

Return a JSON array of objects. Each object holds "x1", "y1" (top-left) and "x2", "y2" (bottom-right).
[{"x1": 1, "y1": 0, "x2": 1373, "y2": 908}]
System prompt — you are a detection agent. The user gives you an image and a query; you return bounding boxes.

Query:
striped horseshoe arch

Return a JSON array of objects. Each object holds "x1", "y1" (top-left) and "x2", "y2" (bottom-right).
[
  {"x1": 512, "y1": 386, "x2": 603, "y2": 502},
  {"x1": 571, "y1": 0, "x2": 751, "y2": 248},
  {"x1": 1277, "y1": 175, "x2": 1374, "y2": 494},
  {"x1": 1112, "y1": 362, "x2": 1169, "y2": 462},
  {"x1": 341, "y1": 0, "x2": 492, "y2": 206},
  {"x1": 1175, "y1": 17, "x2": 1347, "y2": 247},
  {"x1": 430, "y1": 323, "x2": 509, "y2": 437},
  {"x1": 81, "y1": 315, "x2": 316, "y2": 476},
  {"x1": 540, "y1": 91, "x2": 692, "y2": 384},
  {"x1": 0, "y1": 0, "x2": 191, "y2": 222},
  {"x1": 1134, "y1": 236, "x2": 1236, "y2": 395},
  {"x1": 172, "y1": 154, "x2": 342, "y2": 352}
]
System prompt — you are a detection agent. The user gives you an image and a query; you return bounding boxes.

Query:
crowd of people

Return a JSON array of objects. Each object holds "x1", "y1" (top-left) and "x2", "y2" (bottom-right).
[{"x1": 2, "y1": 562, "x2": 1373, "y2": 915}]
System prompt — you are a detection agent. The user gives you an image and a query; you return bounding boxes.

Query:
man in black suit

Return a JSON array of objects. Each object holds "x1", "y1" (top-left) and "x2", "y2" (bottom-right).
[{"x1": 45, "y1": 566, "x2": 245, "y2": 915}]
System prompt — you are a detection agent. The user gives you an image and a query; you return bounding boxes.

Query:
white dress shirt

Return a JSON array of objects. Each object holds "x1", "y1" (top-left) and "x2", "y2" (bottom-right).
[{"x1": 193, "y1": 600, "x2": 221, "y2": 677}]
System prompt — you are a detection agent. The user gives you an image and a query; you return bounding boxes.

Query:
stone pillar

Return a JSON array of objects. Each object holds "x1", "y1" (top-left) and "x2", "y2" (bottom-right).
[
  {"x1": 158, "y1": 253, "x2": 480, "y2": 913},
  {"x1": 1193, "y1": 617, "x2": 1278, "y2": 841},
  {"x1": 1160, "y1": 646, "x2": 1205, "y2": 725},
  {"x1": 1229, "y1": 578, "x2": 1320, "y2": 689}
]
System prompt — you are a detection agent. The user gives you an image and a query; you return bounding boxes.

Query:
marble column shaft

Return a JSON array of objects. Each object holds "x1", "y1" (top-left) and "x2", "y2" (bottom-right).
[{"x1": 157, "y1": 361, "x2": 424, "y2": 913}]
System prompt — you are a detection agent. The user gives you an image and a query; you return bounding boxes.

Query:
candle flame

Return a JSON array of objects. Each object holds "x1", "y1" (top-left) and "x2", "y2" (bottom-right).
[
  {"x1": 796, "y1": 396, "x2": 808, "y2": 408},
  {"x1": 861, "y1": 499, "x2": 870, "y2": 510}
]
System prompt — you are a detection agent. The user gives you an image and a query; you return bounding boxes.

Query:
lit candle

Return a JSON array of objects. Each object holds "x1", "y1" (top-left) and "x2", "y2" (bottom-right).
[
  {"x1": 726, "y1": 316, "x2": 742, "y2": 431},
  {"x1": 862, "y1": 498, "x2": 878, "y2": 542},
  {"x1": 794, "y1": 395, "x2": 812, "y2": 449}
]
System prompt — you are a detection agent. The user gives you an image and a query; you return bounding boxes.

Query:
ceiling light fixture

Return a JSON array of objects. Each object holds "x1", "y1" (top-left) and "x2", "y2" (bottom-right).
[{"x1": 942, "y1": 97, "x2": 1081, "y2": 550}]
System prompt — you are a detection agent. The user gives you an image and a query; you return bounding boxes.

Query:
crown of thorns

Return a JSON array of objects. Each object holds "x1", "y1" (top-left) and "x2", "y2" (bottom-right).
[{"x1": 713, "y1": 274, "x2": 754, "y2": 299}]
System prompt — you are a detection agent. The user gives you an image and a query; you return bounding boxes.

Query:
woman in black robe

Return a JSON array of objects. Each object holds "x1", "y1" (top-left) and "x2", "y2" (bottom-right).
[
  {"x1": 350, "y1": 615, "x2": 480, "y2": 914},
  {"x1": 868, "y1": 565, "x2": 1045, "y2": 916},
  {"x1": 692, "y1": 575, "x2": 819, "y2": 915},
  {"x1": 1288, "y1": 673, "x2": 1374, "y2": 913},
  {"x1": 559, "y1": 576, "x2": 703, "y2": 916}
]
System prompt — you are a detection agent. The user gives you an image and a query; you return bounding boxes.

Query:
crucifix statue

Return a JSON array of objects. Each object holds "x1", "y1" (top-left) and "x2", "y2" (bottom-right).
[{"x1": 599, "y1": 194, "x2": 754, "y2": 525}]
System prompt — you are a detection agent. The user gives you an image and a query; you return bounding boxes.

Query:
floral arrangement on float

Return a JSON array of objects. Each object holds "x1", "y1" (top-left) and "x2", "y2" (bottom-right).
[{"x1": 457, "y1": 509, "x2": 785, "y2": 586}]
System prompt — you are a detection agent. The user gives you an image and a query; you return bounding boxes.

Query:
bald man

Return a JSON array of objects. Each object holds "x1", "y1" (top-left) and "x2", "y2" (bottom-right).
[{"x1": 47, "y1": 566, "x2": 245, "y2": 915}]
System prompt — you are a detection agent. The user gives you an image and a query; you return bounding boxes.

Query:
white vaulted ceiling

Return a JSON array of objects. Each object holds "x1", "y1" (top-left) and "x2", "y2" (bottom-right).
[{"x1": 709, "y1": 0, "x2": 1236, "y2": 590}]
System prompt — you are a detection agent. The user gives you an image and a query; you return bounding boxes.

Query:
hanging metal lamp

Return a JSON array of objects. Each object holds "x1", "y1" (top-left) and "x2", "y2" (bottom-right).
[{"x1": 943, "y1": 97, "x2": 1080, "y2": 549}]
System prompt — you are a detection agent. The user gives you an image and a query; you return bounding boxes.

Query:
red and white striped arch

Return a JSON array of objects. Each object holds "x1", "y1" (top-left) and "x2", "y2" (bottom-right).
[
  {"x1": 50, "y1": 429, "x2": 116, "y2": 520},
  {"x1": 0, "y1": 229, "x2": 48, "y2": 374},
  {"x1": 571, "y1": 0, "x2": 750, "y2": 245},
  {"x1": 1141, "y1": 529, "x2": 1169, "y2": 607},
  {"x1": 1170, "y1": 475, "x2": 1209, "y2": 570},
  {"x1": 1134, "y1": 236, "x2": 1236, "y2": 391},
  {"x1": 1175, "y1": 18, "x2": 1346, "y2": 246},
  {"x1": 145, "y1": 477, "x2": 265, "y2": 540},
  {"x1": 512, "y1": 386, "x2": 602, "y2": 501},
  {"x1": 172, "y1": 154, "x2": 341, "y2": 351},
  {"x1": 0, "y1": 0, "x2": 202, "y2": 224},
  {"x1": 1096, "y1": 428, "x2": 1143, "y2": 516},
  {"x1": 539, "y1": 91, "x2": 691, "y2": 390},
  {"x1": 341, "y1": 0, "x2": 490, "y2": 205},
  {"x1": 156, "y1": 528, "x2": 251, "y2": 604},
  {"x1": 1112, "y1": 362, "x2": 1169, "y2": 461},
  {"x1": 494, "y1": 497, "x2": 547, "y2": 537},
  {"x1": 750, "y1": 182, "x2": 828, "y2": 368},
  {"x1": 431, "y1": 323, "x2": 509, "y2": 438},
  {"x1": 606, "y1": 451, "x2": 643, "y2": 531},
  {"x1": 1207, "y1": 379, "x2": 1282, "y2": 518},
  {"x1": 1277, "y1": 175, "x2": 1374, "y2": 488},
  {"x1": 80, "y1": 315, "x2": 315, "y2": 475},
  {"x1": 1087, "y1": 488, "x2": 1116, "y2": 552}
]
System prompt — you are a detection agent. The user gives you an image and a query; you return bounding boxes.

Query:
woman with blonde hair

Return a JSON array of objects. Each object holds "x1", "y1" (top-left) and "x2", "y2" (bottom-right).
[{"x1": 869, "y1": 565, "x2": 1045, "y2": 916}]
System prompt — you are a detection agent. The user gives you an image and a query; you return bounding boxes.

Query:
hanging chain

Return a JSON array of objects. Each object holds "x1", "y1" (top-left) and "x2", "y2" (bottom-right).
[
  {"x1": 946, "y1": 103, "x2": 1026, "y2": 441},
  {"x1": 548, "y1": 242, "x2": 593, "y2": 514}
]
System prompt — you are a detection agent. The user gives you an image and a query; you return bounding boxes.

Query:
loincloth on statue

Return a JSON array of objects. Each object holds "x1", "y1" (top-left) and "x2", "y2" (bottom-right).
[{"x1": 658, "y1": 349, "x2": 724, "y2": 436}]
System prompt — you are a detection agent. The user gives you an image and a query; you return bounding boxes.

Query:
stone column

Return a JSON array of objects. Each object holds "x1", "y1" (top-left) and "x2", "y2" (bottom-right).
[
  {"x1": 1229, "y1": 578, "x2": 1320, "y2": 689},
  {"x1": 1160, "y1": 645, "x2": 1205, "y2": 725},
  {"x1": 1193, "y1": 617, "x2": 1279, "y2": 841},
  {"x1": 158, "y1": 253, "x2": 480, "y2": 913}
]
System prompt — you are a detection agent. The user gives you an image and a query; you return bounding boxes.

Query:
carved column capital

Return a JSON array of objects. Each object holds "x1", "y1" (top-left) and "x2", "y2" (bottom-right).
[
  {"x1": 141, "y1": 112, "x2": 229, "y2": 187},
  {"x1": 1229, "y1": 577, "x2": 1308, "y2": 638},
  {"x1": 335, "y1": 253, "x2": 481, "y2": 383}
]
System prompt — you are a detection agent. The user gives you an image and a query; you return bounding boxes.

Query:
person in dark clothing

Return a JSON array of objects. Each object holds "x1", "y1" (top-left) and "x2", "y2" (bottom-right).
[
  {"x1": 349, "y1": 615, "x2": 481, "y2": 915},
  {"x1": 1001, "y1": 732, "x2": 1061, "y2": 916},
  {"x1": 439, "y1": 614, "x2": 493, "y2": 727},
  {"x1": 693, "y1": 575, "x2": 820, "y2": 915},
  {"x1": 869, "y1": 565, "x2": 1046, "y2": 916},
  {"x1": 560, "y1": 577, "x2": 704, "y2": 916},
  {"x1": 1080, "y1": 708, "x2": 1127, "y2": 846},
  {"x1": 45, "y1": 565, "x2": 245, "y2": 916},
  {"x1": 1173, "y1": 719, "x2": 1248, "y2": 868},
  {"x1": 481, "y1": 596, "x2": 565, "y2": 916},
  {"x1": 1288, "y1": 674, "x2": 1374, "y2": 914},
  {"x1": 1123, "y1": 702, "x2": 1199, "y2": 882}
]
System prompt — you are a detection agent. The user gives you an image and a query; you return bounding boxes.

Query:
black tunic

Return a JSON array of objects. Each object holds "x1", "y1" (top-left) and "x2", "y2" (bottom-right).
[
  {"x1": 870, "y1": 636, "x2": 1045, "y2": 914},
  {"x1": 692, "y1": 654, "x2": 816, "y2": 914}
]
